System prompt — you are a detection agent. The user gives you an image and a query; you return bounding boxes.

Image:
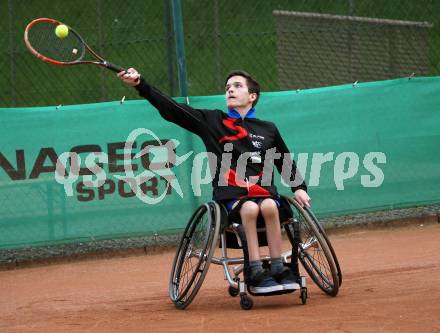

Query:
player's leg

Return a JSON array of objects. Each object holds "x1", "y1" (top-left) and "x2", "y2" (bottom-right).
[
  {"x1": 240, "y1": 200, "x2": 283, "y2": 293},
  {"x1": 239, "y1": 201, "x2": 260, "y2": 261},
  {"x1": 260, "y1": 198, "x2": 300, "y2": 290},
  {"x1": 259, "y1": 198, "x2": 282, "y2": 258}
]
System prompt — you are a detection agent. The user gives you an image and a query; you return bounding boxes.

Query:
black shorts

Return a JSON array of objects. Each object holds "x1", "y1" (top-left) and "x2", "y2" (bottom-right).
[
  {"x1": 223, "y1": 196, "x2": 282, "y2": 212},
  {"x1": 223, "y1": 195, "x2": 292, "y2": 226},
  {"x1": 220, "y1": 195, "x2": 293, "y2": 248}
]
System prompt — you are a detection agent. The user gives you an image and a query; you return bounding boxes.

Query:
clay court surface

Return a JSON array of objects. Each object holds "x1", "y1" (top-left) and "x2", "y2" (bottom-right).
[{"x1": 1, "y1": 223, "x2": 439, "y2": 332}]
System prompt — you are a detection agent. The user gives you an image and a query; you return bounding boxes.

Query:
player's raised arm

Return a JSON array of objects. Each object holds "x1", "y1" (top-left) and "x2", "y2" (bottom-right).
[
  {"x1": 118, "y1": 68, "x2": 206, "y2": 134},
  {"x1": 118, "y1": 67, "x2": 141, "y2": 86}
]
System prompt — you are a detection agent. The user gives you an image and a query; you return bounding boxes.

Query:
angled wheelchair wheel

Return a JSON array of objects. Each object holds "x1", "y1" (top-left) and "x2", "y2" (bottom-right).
[
  {"x1": 305, "y1": 206, "x2": 343, "y2": 287},
  {"x1": 169, "y1": 202, "x2": 221, "y2": 309},
  {"x1": 284, "y1": 197, "x2": 340, "y2": 297}
]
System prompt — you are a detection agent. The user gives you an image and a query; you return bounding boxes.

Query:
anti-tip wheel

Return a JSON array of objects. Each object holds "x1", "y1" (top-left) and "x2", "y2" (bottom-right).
[
  {"x1": 300, "y1": 289, "x2": 308, "y2": 305},
  {"x1": 228, "y1": 286, "x2": 239, "y2": 297},
  {"x1": 240, "y1": 294, "x2": 254, "y2": 310}
]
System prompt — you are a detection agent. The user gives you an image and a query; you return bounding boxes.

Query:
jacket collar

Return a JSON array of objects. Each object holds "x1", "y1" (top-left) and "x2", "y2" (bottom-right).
[{"x1": 227, "y1": 108, "x2": 256, "y2": 119}]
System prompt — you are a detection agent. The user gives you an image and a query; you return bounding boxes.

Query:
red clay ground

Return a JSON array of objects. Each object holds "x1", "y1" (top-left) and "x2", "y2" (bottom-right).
[{"x1": 1, "y1": 223, "x2": 439, "y2": 333}]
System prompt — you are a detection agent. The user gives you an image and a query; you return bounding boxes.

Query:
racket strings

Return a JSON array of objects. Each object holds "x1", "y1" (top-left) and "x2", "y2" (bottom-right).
[{"x1": 27, "y1": 22, "x2": 85, "y2": 63}]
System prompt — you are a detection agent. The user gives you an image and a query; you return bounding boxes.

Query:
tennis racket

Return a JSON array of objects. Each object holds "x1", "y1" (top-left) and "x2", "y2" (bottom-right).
[{"x1": 24, "y1": 17, "x2": 125, "y2": 73}]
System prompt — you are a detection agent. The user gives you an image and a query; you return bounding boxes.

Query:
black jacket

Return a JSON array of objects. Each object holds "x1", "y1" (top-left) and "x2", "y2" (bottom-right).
[{"x1": 135, "y1": 78, "x2": 307, "y2": 201}]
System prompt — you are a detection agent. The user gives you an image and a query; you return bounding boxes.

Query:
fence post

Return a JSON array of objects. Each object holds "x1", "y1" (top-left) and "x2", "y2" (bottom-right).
[
  {"x1": 213, "y1": 0, "x2": 222, "y2": 91},
  {"x1": 164, "y1": 0, "x2": 177, "y2": 96},
  {"x1": 170, "y1": 0, "x2": 199, "y2": 211},
  {"x1": 170, "y1": 0, "x2": 188, "y2": 97},
  {"x1": 8, "y1": 0, "x2": 16, "y2": 106}
]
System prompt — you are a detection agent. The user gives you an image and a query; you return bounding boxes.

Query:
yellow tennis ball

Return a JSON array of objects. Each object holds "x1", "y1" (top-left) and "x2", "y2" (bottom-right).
[{"x1": 55, "y1": 24, "x2": 69, "y2": 39}]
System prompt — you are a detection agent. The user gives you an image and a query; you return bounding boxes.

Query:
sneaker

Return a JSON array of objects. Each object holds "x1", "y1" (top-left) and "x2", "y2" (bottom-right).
[
  {"x1": 248, "y1": 270, "x2": 284, "y2": 294},
  {"x1": 274, "y1": 267, "x2": 301, "y2": 290}
]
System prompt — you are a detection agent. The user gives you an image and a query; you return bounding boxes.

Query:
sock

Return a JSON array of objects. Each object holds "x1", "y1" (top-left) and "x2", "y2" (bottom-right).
[
  {"x1": 270, "y1": 257, "x2": 284, "y2": 275},
  {"x1": 249, "y1": 260, "x2": 263, "y2": 277}
]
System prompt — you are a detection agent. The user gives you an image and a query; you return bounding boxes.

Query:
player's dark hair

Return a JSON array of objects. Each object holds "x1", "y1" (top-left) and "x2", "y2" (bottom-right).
[{"x1": 225, "y1": 70, "x2": 260, "y2": 107}]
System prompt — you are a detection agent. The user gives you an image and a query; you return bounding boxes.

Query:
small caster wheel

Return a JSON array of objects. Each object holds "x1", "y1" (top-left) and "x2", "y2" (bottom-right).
[
  {"x1": 300, "y1": 288, "x2": 308, "y2": 305},
  {"x1": 240, "y1": 294, "x2": 253, "y2": 310},
  {"x1": 228, "y1": 286, "x2": 239, "y2": 297}
]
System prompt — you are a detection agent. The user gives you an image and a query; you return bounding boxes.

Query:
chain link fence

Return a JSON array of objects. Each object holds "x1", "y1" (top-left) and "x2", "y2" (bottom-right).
[{"x1": 1, "y1": 0, "x2": 439, "y2": 107}]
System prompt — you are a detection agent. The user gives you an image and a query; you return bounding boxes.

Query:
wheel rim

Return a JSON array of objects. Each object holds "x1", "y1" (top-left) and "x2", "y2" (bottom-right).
[
  {"x1": 170, "y1": 205, "x2": 212, "y2": 301},
  {"x1": 284, "y1": 197, "x2": 340, "y2": 296},
  {"x1": 169, "y1": 202, "x2": 220, "y2": 307},
  {"x1": 298, "y1": 221, "x2": 337, "y2": 293},
  {"x1": 305, "y1": 207, "x2": 343, "y2": 286}
]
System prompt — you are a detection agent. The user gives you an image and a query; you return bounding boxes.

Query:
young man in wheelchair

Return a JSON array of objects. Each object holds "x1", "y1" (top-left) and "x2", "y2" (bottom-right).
[{"x1": 119, "y1": 69, "x2": 311, "y2": 294}]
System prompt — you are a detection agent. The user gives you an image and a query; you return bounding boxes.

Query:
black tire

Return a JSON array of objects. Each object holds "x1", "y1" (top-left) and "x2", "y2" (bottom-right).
[
  {"x1": 228, "y1": 286, "x2": 239, "y2": 297},
  {"x1": 300, "y1": 289, "x2": 307, "y2": 304},
  {"x1": 169, "y1": 202, "x2": 221, "y2": 309},
  {"x1": 284, "y1": 197, "x2": 340, "y2": 297},
  {"x1": 305, "y1": 206, "x2": 343, "y2": 287},
  {"x1": 240, "y1": 294, "x2": 253, "y2": 310}
]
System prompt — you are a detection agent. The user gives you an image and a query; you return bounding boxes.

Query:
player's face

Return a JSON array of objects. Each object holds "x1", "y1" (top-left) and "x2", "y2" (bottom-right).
[{"x1": 225, "y1": 76, "x2": 256, "y2": 110}]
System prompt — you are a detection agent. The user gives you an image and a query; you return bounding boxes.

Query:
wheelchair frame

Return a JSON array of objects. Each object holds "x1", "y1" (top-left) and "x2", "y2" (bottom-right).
[{"x1": 169, "y1": 196, "x2": 342, "y2": 310}]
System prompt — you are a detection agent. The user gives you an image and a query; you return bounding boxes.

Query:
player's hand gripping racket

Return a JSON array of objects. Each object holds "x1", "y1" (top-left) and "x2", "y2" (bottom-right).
[{"x1": 24, "y1": 18, "x2": 125, "y2": 73}]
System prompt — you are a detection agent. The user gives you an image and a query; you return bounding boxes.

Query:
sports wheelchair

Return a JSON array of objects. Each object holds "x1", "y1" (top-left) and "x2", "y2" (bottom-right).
[{"x1": 169, "y1": 195, "x2": 342, "y2": 310}]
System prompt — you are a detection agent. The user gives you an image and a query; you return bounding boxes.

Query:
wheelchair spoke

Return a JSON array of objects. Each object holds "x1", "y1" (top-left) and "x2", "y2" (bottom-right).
[
  {"x1": 180, "y1": 246, "x2": 202, "y2": 283},
  {"x1": 282, "y1": 196, "x2": 340, "y2": 297},
  {"x1": 300, "y1": 247, "x2": 334, "y2": 290},
  {"x1": 299, "y1": 222, "x2": 336, "y2": 289},
  {"x1": 169, "y1": 202, "x2": 221, "y2": 308},
  {"x1": 301, "y1": 236, "x2": 319, "y2": 250}
]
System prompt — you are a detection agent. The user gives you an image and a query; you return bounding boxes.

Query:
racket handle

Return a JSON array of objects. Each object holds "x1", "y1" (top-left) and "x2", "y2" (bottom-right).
[{"x1": 104, "y1": 62, "x2": 125, "y2": 73}]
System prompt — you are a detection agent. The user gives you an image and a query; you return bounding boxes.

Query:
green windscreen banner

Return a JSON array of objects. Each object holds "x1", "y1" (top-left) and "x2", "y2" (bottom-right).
[{"x1": 1, "y1": 77, "x2": 439, "y2": 249}]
